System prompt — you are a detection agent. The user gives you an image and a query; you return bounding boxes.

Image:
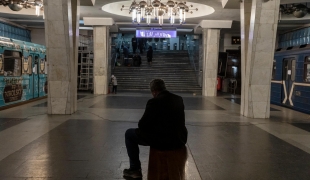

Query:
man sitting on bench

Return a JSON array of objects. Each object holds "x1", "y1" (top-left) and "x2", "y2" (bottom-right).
[{"x1": 123, "y1": 79, "x2": 188, "y2": 179}]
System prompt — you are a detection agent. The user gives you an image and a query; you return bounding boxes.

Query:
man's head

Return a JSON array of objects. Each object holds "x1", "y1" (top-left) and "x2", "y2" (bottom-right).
[{"x1": 150, "y1": 79, "x2": 166, "y2": 97}]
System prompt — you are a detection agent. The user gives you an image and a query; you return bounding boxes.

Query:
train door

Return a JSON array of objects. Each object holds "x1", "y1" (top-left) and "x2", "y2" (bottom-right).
[
  {"x1": 282, "y1": 58, "x2": 296, "y2": 106},
  {"x1": 32, "y1": 55, "x2": 40, "y2": 98}
]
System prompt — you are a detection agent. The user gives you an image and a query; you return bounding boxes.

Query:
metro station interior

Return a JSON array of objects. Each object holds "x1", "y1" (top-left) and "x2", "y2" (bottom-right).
[{"x1": 0, "y1": 0, "x2": 310, "y2": 179}]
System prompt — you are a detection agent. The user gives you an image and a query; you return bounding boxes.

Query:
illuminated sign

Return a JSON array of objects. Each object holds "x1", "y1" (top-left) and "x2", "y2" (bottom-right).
[{"x1": 136, "y1": 28, "x2": 176, "y2": 38}]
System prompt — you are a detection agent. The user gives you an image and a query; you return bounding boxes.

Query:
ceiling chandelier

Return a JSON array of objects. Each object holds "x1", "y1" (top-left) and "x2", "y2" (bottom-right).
[
  {"x1": 0, "y1": 0, "x2": 44, "y2": 17},
  {"x1": 279, "y1": 3, "x2": 310, "y2": 20},
  {"x1": 121, "y1": 0, "x2": 198, "y2": 26}
]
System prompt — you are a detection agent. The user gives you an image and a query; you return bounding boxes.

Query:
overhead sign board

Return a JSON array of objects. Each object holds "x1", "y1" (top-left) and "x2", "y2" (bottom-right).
[{"x1": 136, "y1": 27, "x2": 176, "y2": 38}]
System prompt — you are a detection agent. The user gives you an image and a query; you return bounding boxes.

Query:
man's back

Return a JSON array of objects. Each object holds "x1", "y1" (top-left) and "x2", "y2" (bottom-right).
[{"x1": 138, "y1": 91, "x2": 187, "y2": 150}]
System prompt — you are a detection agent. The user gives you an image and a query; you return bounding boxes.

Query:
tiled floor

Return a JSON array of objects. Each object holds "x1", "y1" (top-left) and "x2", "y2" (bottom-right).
[{"x1": 0, "y1": 91, "x2": 310, "y2": 180}]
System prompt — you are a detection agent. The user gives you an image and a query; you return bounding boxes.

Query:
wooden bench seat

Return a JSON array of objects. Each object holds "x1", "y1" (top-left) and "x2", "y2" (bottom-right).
[{"x1": 147, "y1": 146, "x2": 187, "y2": 180}]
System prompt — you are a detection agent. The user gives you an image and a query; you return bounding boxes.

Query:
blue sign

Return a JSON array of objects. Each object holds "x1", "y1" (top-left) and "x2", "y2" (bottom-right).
[{"x1": 136, "y1": 29, "x2": 176, "y2": 38}]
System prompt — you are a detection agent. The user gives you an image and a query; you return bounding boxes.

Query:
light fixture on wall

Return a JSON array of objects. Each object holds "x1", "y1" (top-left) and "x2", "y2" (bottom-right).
[
  {"x1": 0, "y1": 0, "x2": 44, "y2": 17},
  {"x1": 121, "y1": 0, "x2": 198, "y2": 26}
]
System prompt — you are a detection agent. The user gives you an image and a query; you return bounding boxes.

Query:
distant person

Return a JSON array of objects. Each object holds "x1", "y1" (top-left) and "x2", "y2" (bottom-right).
[
  {"x1": 122, "y1": 45, "x2": 129, "y2": 66},
  {"x1": 147, "y1": 46, "x2": 153, "y2": 66},
  {"x1": 111, "y1": 75, "x2": 118, "y2": 94},
  {"x1": 132, "y1": 36, "x2": 138, "y2": 54},
  {"x1": 133, "y1": 53, "x2": 141, "y2": 67},
  {"x1": 138, "y1": 38, "x2": 144, "y2": 54},
  {"x1": 123, "y1": 79, "x2": 188, "y2": 179}
]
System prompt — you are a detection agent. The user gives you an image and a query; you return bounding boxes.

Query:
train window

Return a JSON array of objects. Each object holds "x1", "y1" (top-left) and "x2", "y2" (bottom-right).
[
  {"x1": 3, "y1": 50, "x2": 22, "y2": 77},
  {"x1": 305, "y1": 56, "x2": 310, "y2": 82},
  {"x1": 33, "y1": 56, "x2": 39, "y2": 74},
  {"x1": 40, "y1": 59, "x2": 45, "y2": 74},
  {"x1": 272, "y1": 59, "x2": 276, "y2": 79},
  {"x1": 0, "y1": 54, "x2": 3, "y2": 75}
]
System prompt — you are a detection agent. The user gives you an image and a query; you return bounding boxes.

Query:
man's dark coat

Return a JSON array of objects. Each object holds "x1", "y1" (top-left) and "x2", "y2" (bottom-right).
[{"x1": 136, "y1": 90, "x2": 188, "y2": 150}]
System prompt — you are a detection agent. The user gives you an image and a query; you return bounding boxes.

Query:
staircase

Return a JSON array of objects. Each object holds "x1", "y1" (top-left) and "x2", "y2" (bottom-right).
[{"x1": 112, "y1": 50, "x2": 202, "y2": 93}]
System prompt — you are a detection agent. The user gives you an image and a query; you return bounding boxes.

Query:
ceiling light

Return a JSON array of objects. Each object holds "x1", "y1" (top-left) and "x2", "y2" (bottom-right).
[
  {"x1": 0, "y1": 0, "x2": 44, "y2": 18},
  {"x1": 121, "y1": 0, "x2": 198, "y2": 26}
]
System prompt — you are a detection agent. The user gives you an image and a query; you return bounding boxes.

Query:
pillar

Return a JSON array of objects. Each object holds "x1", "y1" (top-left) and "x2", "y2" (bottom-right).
[
  {"x1": 240, "y1": 0, "x2": 252, "y2": 116},
  {"x1": 240, "y1": 0, "x2": 280, "y2": 118},
  {"x1": 44, "y1": 0, "x2": 80, "y2": 114},
  {"x1": 202, "y1": 29, "x2": 220, "y2": 97},
  {"x1": 93, "y1": 26, "x2": 109, "y2": 95}
]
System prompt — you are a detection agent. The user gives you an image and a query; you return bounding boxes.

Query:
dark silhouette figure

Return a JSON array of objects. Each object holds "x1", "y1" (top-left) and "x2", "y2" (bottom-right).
[
  {"x1": 147, "y1": 46, "x2": 153, "y2": 66},
  {"x1": 138, "y1": 38, "x2": 144, "y2": 54},
  {"x1": 123, "y1": 79, "x2": 188, "y2": 179},
  {"x1": 132, "y1": 36, "x2": 138, "y2": 54},
  {"x1": 133, "y1": 54, "x2": 141, "y2": 67}
]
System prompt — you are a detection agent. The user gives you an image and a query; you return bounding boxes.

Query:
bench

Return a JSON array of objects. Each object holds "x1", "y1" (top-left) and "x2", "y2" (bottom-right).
[{"x1": 147, "y1": 146, "x2": 187, "y2": 180}]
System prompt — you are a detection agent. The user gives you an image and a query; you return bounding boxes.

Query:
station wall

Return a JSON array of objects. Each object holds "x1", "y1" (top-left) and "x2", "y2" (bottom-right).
[{"x1": 30, "y1": 28, "x2": 45, "y2": 46}]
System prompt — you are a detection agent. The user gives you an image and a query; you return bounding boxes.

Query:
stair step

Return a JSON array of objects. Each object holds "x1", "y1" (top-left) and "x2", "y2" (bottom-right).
[{"x1": 112, "y1": 51, "x2": 201, "y2": 93}]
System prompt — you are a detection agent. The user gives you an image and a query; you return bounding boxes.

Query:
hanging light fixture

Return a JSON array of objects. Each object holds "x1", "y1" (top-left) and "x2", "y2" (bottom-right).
[
  {"x1": 158, "y1": 3, "x2": 166, "y2": 26},
  {"x1": 146, "y1": 13, "x2": 151, "y2": 25},
  {"x1": 137, "y1": 11, "x2": 141, "y2": 24},
  {"x1": 0, "y1": 0, "x2": 44, "y2": 18},
  {"x1": 121, "y1": 0, "x2": 198, "y2": 26},
  {"x1": 139, "y1": 1, "x2": 147, "y2": 20},
  {"x1": 167, "y1": 0, "x2": 175, "y2": 18},
  {"x1": 152, "y1": 0, "x2": 161, "y2": 19}
]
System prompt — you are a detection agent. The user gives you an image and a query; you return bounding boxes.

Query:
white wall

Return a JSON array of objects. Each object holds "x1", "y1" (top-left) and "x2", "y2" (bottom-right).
[
  {"x1": 223, "y1": 33, "x2": 240, "y2": 52},
  {"x1": 30, "y1": 28, "x2": 94, "y2": 46},
  {"x1": 30, "y1": 28, "x2": 46, "y2": 46}
]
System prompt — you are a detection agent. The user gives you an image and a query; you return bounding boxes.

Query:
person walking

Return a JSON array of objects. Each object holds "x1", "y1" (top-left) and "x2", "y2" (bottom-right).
[
  {"x1": 123, "y1": 79, "x2": 188, "y2": 179},
  {"x1": 111, "y1": 75, "x2": 118, "y2": 94},
  {"x1": 147, "y1": 46, "x2": 153, "y2": 66}
]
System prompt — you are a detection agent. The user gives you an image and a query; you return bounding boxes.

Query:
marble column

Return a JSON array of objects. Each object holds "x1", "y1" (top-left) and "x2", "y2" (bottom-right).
[
  {"x1": 44, "y1": 0, "x2": 80, "y2": 114},
  {"x1": 93, "y1": 26, "x2": 109, "y2": 95},
  {"x1": 240, "y1": 0, "x2": 280, "y2": 118},
  {"x1": 202, "y1": 29, "x2": 220, "y2": 97},
  {"x1": 240, "y1": 0, "x2": 252, "y2": 116}
]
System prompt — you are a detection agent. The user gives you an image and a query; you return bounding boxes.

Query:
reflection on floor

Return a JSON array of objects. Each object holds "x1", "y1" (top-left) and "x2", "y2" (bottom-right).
[
  {"x1": 33, "y1": 95, "x2": 87, "y2": 107},
  {"x1": 225, "y1": 98, "x2": 280, "y2": 111},
  {"x1": 0, "y1": 92, "x2": 310, "y2": 179}
]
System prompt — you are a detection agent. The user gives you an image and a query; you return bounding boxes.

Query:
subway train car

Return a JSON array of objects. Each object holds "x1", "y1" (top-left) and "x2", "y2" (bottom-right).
[
  {"x1": 271, "y1": 45, "x2": 310, "y2": 114},
  {"x1": 0, "y1": 36, "x2": 47, "y2": 108}
]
